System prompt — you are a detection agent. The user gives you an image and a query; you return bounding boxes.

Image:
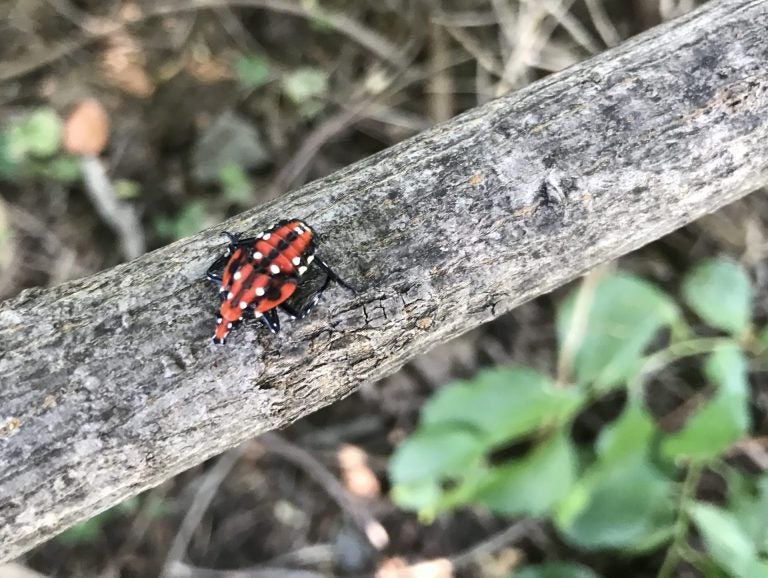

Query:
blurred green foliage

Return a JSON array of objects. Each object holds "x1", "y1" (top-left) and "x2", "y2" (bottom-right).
[
  {"x1": 516, "y1": 562, "x2": 602, "y2": 578},
  {"x1": 8, "y1": 108, "x2": 62, "y2": 158},
  {"x1": 153, "y1": 201, "x2": 209, "y2": 241},
  {"x1": 235, "y1": 55, "x2": 271, "y2": 89},
  {"x1": 55, "y1": 493, "x2": 169, "y2": 547},
  {"x1": 218, "y1": 161, "x2": 253, "y2": 205},
  {"x1": 390, "y1": 258, "x2": 767, "y2": 578},
  {"x1": 0, "y1": 132, "x2": 17, "y2": 178},
  {"x1": 114, "y1": 178, "x2": 142, "y2": 200},
  {"x1": 153, "y1": 160, "x2": 255, "y2": 242},
  {"x1": 281, "y1": 67, "x2": 329, "y2": 118},
  {"x1": 0, "y1": 108, "x2": 80, "y2": 183},
  {"x1": 57, "y1": 497, "x2": 139, "y2": 546}
]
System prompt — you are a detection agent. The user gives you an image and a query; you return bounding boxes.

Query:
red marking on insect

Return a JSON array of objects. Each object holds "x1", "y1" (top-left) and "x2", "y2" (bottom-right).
[{"x1": 206, "y1": 219, "x2": 353, "y2": 344}]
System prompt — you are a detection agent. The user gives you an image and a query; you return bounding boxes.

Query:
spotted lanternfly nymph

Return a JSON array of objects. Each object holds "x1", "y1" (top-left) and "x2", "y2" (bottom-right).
[{"x1": 205, "y1": 219, "x2": 353, "y2": 344}]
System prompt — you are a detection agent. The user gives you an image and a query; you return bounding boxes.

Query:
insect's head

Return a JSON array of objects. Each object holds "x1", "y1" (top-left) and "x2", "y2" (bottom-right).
[
  {"x1": 213, "y1": 314, "x2": 240, "y2": 345},
  {"x1": 212, "y1": 313, "x2": 228, "y2": 345},
  {"x1": 212, "y1": 300, "x2": 243, "y2": 345}
]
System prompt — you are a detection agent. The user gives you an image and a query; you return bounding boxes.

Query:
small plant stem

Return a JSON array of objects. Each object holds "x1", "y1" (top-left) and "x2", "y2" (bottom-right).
[
  {"x1": 627, "y1": 337, "x2": 734, "y2": 401},
  {"x1": 658, "y1": 461, "x2": 703, "y2": 578},
  {"x1": 556, "y1": 265, "x2": 608, "y2": 387}
]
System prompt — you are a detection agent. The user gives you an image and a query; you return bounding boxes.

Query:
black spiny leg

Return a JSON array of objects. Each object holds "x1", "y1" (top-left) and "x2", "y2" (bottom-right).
[
  {"x1": 279, "y1": 275, "x2": 333, "y2": 320},
  {"x1": 313, "y1": 254, "x2": 355, "y2": 292},
  {"x1": 260, "y1": 309, "x2": 281, "y2": 334},
  {"x1": 205, "y1": 253, "x2": 230, "y2": 285},
  {"x1": 278, "y1": 256, "x2": 356, "y2": 321}
]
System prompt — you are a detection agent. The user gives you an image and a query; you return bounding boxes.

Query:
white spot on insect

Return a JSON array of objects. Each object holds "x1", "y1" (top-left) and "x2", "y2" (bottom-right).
[
  {"x1": 307, "y1": 254, "x2": 315, "y2": 264},
  {"x1": 217, "y1": 317, "x2": 222, "y2": 324},
  {"x1": 292, "y1": 256, "x2": 301, "y2": 266},
  {"x1": 227, "y1": 322, "x2": 233, "y2": 329},
  {"x1": 233, "y1": 271, "x2": 242, "y2": 281},
  {"x1": 294, "y1": 226, "x2": 303, "y2": 234},
  {"x1": 240, "y1": 301, "x2": 248, "y2": 309},
  {"x1": 219, "y1": 287, "x2": 225, "y2": 293},
  {"x1": 254, "y1": 311, "x2": 263, "y2": 318},
  {"x1": 255, "y1": 287, "x2": 265, "y2": 296},
  {"x1": 227, "y1": 292, "x2": 234, "y2": 300},
  {"x1": 253, "y1": 251, "x2": 263, "y2": 260},
  {"x1": 298, "y1": 265, "x2": 308, "y2": 275},
  {"x1": 263, "y1": 233, "x2": 271, "y2": 240},
  {"x1": 270, "y1": 264, "x2": 280, "y2": 274}
]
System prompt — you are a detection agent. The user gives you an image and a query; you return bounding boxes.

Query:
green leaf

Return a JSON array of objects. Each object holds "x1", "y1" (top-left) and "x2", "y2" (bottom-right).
[
  {"x1": 153, "y1": 201, "x2": 209, "y2": 240},
  {"x1": 389, "y1": 425, "x2": 488, "y2": 517},
  {"x1": 477, "y1": 432, "x2": 577, "y2": 516},
  {"x1": 282, "y1": 67, "x2": 328, "y2": 104},
  {"x1": 173, "y1": 201, "x2": 209, "y2": 238},
  {"x1": 56, "y1": 496, "x2": 138, "y2": 546},
  {"x1": 662, "y1": 397, "x2": 744, "y2": 461},
  {"x1": 393, "y1": 466, "x2": 491, "y2": 520},
  {"x1": 114, "y1": 179, "x2": 142, "y2": 199},
  {"x1": 297, "y1": 99, "x2": 325, "y2": 120},
  {"x1": 689, "y1": 502, "x2": 764, "y2": 578},
  {"x1": 34, "y1": 155, "x2": 81, "y2": 182},
  {"x1": 235, "y1": 55, "x2": 270, "y2": 89},
  {"x1": 57, "y1": 514, "x2": 106, "y2": 545},
  {"x1": 389, "y1": 425, "x2": 485, "y2": 486},
  {"x1": 7, "y1": 108, "x2": 62, "y2": 159},
  {"x1": 683, "y1": 258, "x2": 752, "y2": 335},
  {"x1": 0, "y1": 132, "x2": 16, "y2": 177},
  {"x1": 706, "y1": 343, "x2": 750, "y2": 400},
  {"x1": 752, "y1": 561, "x2": 768, "y2": 578},
  {"x1": 390, "y1": 479, "x2": 442, "y2": 513},
  {"x1": 557, "y1": 273, "x2": 678, "y2": 391},
  {"x1": 662, "y1": 345, "x2": 749, "y2": 461},
  {"x1": 757, "y1": 325, "x2": 768, "y2": 354},
  {"x1": 218, "y1": 162, "x2": 252, "y2": 204},
  {"x1": 728, "y1": 472, "x2": 768, "y2": 555},
  {"x1": 515, "y1": 562, "x2": 603, "y2": 578},
  {"x1": 557, "y1": 456, "x2": 674, "y2": 550},
  {"x1": 421, "y1": 367, "x2": 581, "y2": 447},
  {"x1": 596, "y1": 402, "x2": 656, "y2": 464}
]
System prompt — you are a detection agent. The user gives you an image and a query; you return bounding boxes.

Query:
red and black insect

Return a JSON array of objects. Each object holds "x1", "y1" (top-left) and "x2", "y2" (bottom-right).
[{"x1": 206, "y1": 219, "x2": 353, "y2": 344}]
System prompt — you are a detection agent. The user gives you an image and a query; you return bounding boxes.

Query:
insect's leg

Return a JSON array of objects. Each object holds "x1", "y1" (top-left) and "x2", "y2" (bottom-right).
[
  {"x1": 260, "y1": 309, "x2": 281, "y2": 334},
  {"x1": 205, "y1": 254, "x2": 230, "y2": 284},
  {"x1": 280, "y1": 275, "x2": 332, "y2": 320},
  {"x1": 312, "y1": 255, "x2": 356, "y2": 292}
]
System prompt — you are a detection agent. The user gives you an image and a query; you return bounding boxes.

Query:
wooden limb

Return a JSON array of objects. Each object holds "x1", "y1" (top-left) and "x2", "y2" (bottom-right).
[{"x1": 2, "y1": 0, "x2": 768, "y2": 562}]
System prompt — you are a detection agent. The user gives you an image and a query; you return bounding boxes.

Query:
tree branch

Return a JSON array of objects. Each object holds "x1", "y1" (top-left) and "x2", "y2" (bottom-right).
[{"x1": 2, "y1": 0, "x2": 768, "y2": 562}]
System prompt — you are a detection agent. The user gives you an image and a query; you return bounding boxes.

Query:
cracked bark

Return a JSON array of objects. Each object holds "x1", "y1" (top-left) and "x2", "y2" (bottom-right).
[{"x1": 2, "y1": 0, "x2": 768, "y2": 562}]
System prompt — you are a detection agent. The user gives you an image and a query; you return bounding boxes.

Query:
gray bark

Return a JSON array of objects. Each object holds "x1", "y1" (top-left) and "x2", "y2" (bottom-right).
[{"x1": 2, "y1": 0, "x2": 768, "y2": 562}]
